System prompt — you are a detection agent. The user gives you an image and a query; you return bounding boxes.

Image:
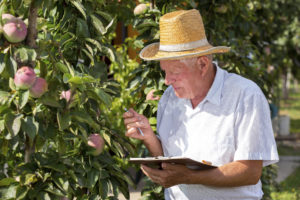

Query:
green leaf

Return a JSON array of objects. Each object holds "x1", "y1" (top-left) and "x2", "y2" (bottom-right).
[
  {"x1": 3, "y1": 184, "x2": 17, "y2": 199},
  {"x1": 40, "y1": 96, "x2": 62, "y2": 108},
  {"x1": 82, "y1": 48, "x2": 94, "y2": 64},
  {"x1": 5, "y1": 54, "x2": 17, "y2": 77},
  {"x1": 67, "y1": 76, "x2": 84, "y2": 84},
  {"x1": 68, "y1": 75, "x2": 96, "y2": 85},
  {"x1": 53, "y1": 175, "x2": 69, "y2": 194},
  {"x1": 16, "y1": 186, "x2": 28, "y2": 200},
  {"x1": 71, "y1": 0, "x2": 86, "y2": 20},
  {"x1": 44, "y1": 182, "x2": 65, "y2": 197},
  {"x1": 91, "y1": 14, "x2": 106, "y2": 35},
  {"x1": 0, "y1": 53, "x2": 5, "y2": 74},
  {"x1": 129, "y1": 76, "x2": 141, "y2": 89},
  {"x1": 63, "y1": 73, "x2": 72, "y2": 83},
  {"x1": 76, "y1": 18, "x2": 90, "y2": 38},
  {"x1": 96, "y1": 10, "x2": 113, "y2": 22},
  {"x1": 71, "y1": 111, "x2": 99, "y2": 130},
  {"x1": 102, "y1": 46, "x2": 115, "y2": 62},
  {"x1": 57, "y1": 112, "x2": 71, "y2": 131},
  {"x1": 38, "y1": 60, "x2": 47, "y2": 78},
  {"x1": 4, "y1": 113, "x2": 23, "y2": 137},
  {"x1": 22, "y1": 116, "x2": 39, "y2": 141},
  {"x1": 44, "y1": 163, "x2": 67, "y2": 173},
  {"x1": 0, "y1": 90, "x2": 10, "y2": 105},
  {"x1": 9, "y1": 77, "x2": 16, "y2": 91},
  {"x1": 24, "y1": 174, "x2": 38, "y2": 185},
  {"x1": 87, "y1": 169, "x2": 99, "y2": 188},
  {"x1": 18, "y1": 90, "x2": 29, "y2": 109},
  {"x1": 55, "y1": 62, "x2": 69, "y2": 73},
  {"x1": 85, "y1": 38, "x2": 102, "y2": 52},
  {"x1": 94, "y1": 88, "x2": 111, "y2": 106},
  {"x1": 14, "y1": 48, "x2": 28, "y2": 63},
  {"x1": 0, "y1": 178, "x2": 17, "y2": 186},
  {"x1": 0, "y1": 120, "x2": 4, "y2": 132},
  {"x1": 99, "y1": 179, "x2": 109, "y2": 199}
]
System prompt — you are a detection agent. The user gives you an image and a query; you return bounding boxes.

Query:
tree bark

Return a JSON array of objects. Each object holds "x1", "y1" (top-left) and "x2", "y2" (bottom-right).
[
  {"x1": 26, "y1": 1, "x2": 38, "y2": 48},
  {"x1": 282, "y1": 72, "x2": 289, "y2": 100},
  {"x1": 25, "y1": 0, "x2": 39, "y2": 163}
]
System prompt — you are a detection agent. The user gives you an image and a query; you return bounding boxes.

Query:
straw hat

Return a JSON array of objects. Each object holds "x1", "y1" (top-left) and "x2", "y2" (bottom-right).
[{"x1": 139, "y1": 9, "x2": 230, "y2": 61}]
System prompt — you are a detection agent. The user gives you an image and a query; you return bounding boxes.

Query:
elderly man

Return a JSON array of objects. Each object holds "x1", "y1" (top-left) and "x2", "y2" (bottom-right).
[{"x1": 123, "y1": 9, "x2": 278, "y2": 200}]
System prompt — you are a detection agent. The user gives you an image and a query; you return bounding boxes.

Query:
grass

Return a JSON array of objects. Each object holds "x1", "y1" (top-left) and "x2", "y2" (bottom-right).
[
  {"x1": 271, "y1": 83, "x2": 300, "y2": 199},
  {"x1": 277, "y1": 145, "x2": 300, "y2": 156},
  {"x1": 271, "y1": 167, "x2": 300, "y2": 200},
  {"x1": 279, "y1": 86, "x2": 300, "y2": 134}
]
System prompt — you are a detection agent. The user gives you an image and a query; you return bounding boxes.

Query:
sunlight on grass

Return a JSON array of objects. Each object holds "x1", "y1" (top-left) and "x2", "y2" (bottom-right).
[{"x1": 271, "y1": 167, "x2": 300, "y2": 200}]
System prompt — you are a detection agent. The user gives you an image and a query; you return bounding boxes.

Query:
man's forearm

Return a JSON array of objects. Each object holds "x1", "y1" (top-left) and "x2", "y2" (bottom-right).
[
  {"x1": 185, "y1": 160, "x2": 263, "y2": 187},
  {"x1": 143, "y1": 134, "x2": 163, "y2": 157}
]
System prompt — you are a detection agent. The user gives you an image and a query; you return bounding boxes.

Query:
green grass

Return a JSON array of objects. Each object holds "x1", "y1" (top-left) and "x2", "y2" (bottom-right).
[
  {"x1": 271, "y1": 167, "x2": 300, "y2": 200},
  {"x1": 277, "y1": 145, "x2": 300, "y2": 156},
  {"x1": 279, "y1": 87, "x2": 300, "y2": 134}
]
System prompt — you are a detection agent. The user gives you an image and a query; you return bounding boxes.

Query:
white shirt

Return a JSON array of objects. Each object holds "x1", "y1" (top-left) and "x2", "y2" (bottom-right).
[{"x1": 157, "y1": 65, "x2": 279, "y2": 200}]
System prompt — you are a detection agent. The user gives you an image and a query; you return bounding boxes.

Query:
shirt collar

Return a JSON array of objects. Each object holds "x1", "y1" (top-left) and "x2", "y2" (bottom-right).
[{"x1": 204, "y1": 62, "x2": 224, "y2": 106}]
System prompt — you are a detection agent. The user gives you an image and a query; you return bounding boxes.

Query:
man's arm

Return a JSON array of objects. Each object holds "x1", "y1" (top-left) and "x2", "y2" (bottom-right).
[{"x1": 141, "y1": 160, "x2": 263, "y2": 188}]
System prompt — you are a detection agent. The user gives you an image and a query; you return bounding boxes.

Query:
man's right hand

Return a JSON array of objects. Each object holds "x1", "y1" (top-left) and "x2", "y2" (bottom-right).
[
  {"x1": 123, "y1": 108, "x2": 153, "y2": 140},
  {"x1": 123, "y1": 108, "x2": 164, "y2": 157}
]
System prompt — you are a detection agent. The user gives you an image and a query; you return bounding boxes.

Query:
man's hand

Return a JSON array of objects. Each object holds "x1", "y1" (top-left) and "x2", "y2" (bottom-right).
[
  {"x1": 123, "y1": 108, "x2": 164, "y2": 157},
  {"x1": 123, "y1": 108, "x2": 152, "y2": 140},
  {"x1": 141, "y1": 163, "x2": 192, "y2": 188},
  {"x1": 141, "y1": 160, "x2": 263, "y2": 188}
]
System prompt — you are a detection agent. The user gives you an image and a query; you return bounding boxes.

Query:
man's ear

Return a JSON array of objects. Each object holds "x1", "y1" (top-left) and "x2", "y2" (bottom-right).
[{"x1": 196, "y1": 56, "x2": 210, "y2": 76}]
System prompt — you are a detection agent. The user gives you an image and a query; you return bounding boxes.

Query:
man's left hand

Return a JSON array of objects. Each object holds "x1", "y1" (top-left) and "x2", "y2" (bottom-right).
[{"x1": 141, "y1": 163, "x2": 191, "y2": 188}]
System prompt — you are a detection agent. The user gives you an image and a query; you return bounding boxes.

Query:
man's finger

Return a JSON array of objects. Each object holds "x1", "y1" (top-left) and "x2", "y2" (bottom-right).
[
  {"x1": 141, "y1": 165, "x2": 162, "y2": 176},
  {"x1": 124, "y1": 117, "x2": 139, "y2": 125},
  {"x1": 123, "y1": 111, "x2": 133, "y2": 118}
]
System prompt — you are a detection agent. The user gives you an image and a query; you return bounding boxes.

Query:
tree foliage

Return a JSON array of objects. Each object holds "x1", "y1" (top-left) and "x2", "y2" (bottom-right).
[
  {"x1": 0, "y1": 0, "x2": 135, "y2": 199},
  {"x1": 0, "y1": 0, "x2": 299, "y2": 199}
]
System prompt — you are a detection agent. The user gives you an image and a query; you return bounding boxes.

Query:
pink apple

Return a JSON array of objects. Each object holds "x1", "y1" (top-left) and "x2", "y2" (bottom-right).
[
  {"x1": 3, "y1": 17, "x2": 27, "y2": 43},
  {"x1": 29, "y1": 78, "x2": 48, "y2": 98},
  {"x1": 2, "y1": 13, "x2": 17, "y2": 24},
  {"x1": 88, "y1": 134, "x2": 105, "y2": 156},
  {"x1": 60, "y1": 89, "x2": 73, "y2": 102},
  {"x1": 14, "y1": 66, "x2": 36, "y2": 90}
]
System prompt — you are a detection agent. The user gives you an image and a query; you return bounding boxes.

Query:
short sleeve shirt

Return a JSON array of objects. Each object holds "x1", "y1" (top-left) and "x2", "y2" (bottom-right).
[{"x1": 156, "y1": 65, "x2": 279, "y2": 200}]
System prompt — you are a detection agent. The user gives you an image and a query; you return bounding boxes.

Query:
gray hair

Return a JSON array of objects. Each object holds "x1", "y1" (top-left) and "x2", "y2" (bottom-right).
[{"x1": 179, "y1": 55, "x2": 213, "y2": 67}]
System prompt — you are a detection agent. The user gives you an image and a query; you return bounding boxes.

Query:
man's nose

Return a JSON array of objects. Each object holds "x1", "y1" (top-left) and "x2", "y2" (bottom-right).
[{"x1": 165, "y1": 73, "x2": 174, "y2": 85}]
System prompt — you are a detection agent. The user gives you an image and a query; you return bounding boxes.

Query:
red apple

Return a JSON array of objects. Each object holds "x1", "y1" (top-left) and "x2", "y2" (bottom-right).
[
  {"x1": 88, "y1": 134, "x2": 105, "y2": 156},
  {"x1": 29, "y1": 78, "x2": 48, "y2": 98},
  {"x1": 3, "y1": 17, "x2": 27, "y2": 43},
  {"x1": 14, "y1": 66, "x2": 36, "y2": 90}
]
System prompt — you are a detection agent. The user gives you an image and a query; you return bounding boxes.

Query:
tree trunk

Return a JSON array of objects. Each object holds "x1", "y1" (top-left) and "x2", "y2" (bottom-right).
[
  {"x1": 24, "y1": 0, "x2": 39, "y2": 163},
  {"x1": 293, "y1": 78, "x2": 299, "y2": 92},
  {"x1": 282, "y1": 72, "x2": 289, "y2": 100},
  {"x1": 26, "y1": 1, "x2": 38, "y2": 48}
]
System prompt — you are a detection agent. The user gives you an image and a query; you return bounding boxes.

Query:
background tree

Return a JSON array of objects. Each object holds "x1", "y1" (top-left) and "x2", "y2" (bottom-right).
[{"x1": 111, "y1": 0, "x2": 299, "y2": 199}]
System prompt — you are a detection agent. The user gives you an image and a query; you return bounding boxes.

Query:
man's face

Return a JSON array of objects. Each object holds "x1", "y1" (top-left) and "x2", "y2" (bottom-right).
[{"x1": 160, "y1": 59, "x2": 200, "y2": 99}]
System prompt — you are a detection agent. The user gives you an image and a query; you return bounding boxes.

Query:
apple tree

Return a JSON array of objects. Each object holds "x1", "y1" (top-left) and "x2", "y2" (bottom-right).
[{"x1": 0, "y1": 0, "x2": 135, "y2": 199}]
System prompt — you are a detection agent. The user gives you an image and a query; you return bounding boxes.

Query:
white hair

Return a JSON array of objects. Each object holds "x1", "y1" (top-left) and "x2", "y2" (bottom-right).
[{"x1": 179, "y1": 55, "x2": 213, "y2": 67}]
